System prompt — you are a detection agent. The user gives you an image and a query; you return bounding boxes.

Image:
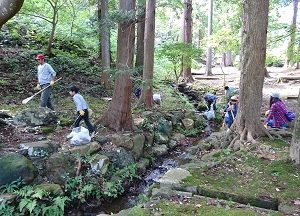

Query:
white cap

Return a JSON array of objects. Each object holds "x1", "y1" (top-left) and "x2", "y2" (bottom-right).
[
  {"x1": 271, "y1": 92, "x2": 280, "y2": 98},
  {"x1": 230, "y1": 95, "x2": 238, "y2": 100}
]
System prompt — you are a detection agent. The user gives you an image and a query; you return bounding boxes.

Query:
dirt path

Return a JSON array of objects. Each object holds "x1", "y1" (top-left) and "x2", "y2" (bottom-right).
[{"x1": 192, "y1": 66, "x2": 300, "y2": 112}]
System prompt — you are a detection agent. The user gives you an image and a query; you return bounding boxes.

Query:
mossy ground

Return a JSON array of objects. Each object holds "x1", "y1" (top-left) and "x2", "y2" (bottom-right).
[
  {"x1": 125, "y1": 197, "x2": 281, "y2": 216},
  {"x1": 183, "y1": 138, "x2": 300, "y2": 211}
]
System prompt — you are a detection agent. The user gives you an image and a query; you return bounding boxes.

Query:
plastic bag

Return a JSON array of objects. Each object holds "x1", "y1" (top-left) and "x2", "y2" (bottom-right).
[
  {"x1": 285, "y1": 112, "x2": 295, "y2": 122},
  {"x1": 204, "y1": 105, "x2": 215, "y2": 120},
  {"x1": 69, "y1": 126, "x2": 91, "y2": 146},
  {"x1": 153, "y1": 94, "x2": 162, "y2": 105}
]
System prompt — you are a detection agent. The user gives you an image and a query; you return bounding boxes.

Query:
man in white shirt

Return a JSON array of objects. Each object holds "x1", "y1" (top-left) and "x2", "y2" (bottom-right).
[{"x1": 36, "y1": 54, "x2": 56, "y2": 110}]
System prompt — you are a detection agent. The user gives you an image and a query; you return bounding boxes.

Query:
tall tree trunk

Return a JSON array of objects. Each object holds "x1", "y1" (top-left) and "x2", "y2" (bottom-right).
[
  {"x1": 233, "y1": 0, "x2": 269, "y2": 144},
  {"x1": 0, "y1": 0, "x2": 25, "y2": 29},
  {"x1": 101, "y1": 0, "x2": 111, "y2": 89},
  {"x1": 222, "y1": 51, "x2": 233, "y2": 67},
  {"x1": 297, "y1": 41, "x2": 300, "y2": 69},
  {"x1": 100, "y1": 0, "x2": 136, "y2": 131},
  {"x1": 205, "y1": 0, "x2": 213, "y2": 76},
  {"x1": 140, "y1": 0, "x2": 156, "y2": 108},
  {"x1": 135, "y1": 4, "x2": 146, "y2": 75},
  {"x1": 198, "y1": 28, "x2": 203, "y2": 49},
  {"x1": 182, "y1": 0, "x2": 194, "y2": 82},
  {"x1": 290, "y1": 89, "x2": 300, "y2": 164},
  {"x1": 97, "y1": 0, "x2": 102, "y2": 58},
  {"x1": 286, "y1": 0, "x2": 298, "y2": 67},
  {"x1": 46, "y1": 5, "x2": 58, "y2": 55}
]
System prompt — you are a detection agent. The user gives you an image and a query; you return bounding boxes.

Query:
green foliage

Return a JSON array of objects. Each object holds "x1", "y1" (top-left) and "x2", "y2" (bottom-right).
[
  {"x1": 0, "y1": 184, "x2": 70, "y2": 216},
  {"x1": 156, "y1": 43, "x2": 202, "y2": 83},
  {"x1": 266, "y1": 54, "x2": 284, "y2": 67},
  {"x1": 159, "y1": 85, "x2": 194, "y2": 111},
  {"x1": 0, "y1": 177, "x2": 23, "y2": 193},
  {"x1": 176, "y1": 127, "x2": 200, "y2": 137},
  {"x1": 103, "y1": 164, "x2": 140, "y2": 198},
  {"x1": 215, "y1": 101, "x2": 227, "y2": 125},
  {"x1": 0, "y1": 203, "x2": 16, "y2": 216},
  {"x1": 64, "y1": 172, "x2": 102, "y2": 204},
  {"x1": 0, "y1": 155, "x2": 142, "y2": 215},
  {"x1": 140, "y1": 118, "x2": 155, "y2": 132},
  {"x1": 176, "y1": 116, "x2": 205, "y2": 137},
  {"x1": 40, "y1": 126, "x2": 56, "y2": 135},
  {"x1": 209, "y1": 28, "x2": 240, "y2": 54}
]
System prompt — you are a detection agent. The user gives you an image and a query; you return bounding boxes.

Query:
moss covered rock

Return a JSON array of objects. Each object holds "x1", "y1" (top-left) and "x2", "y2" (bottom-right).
[
  {"x1": 0, "y1": 153, "x2": 37, "y2": 186},
  {"x1": 35, "y1": 183, "x2": 63, "y2": 196},
  {"x1": 14, "y1": 107, "x2": 58, "y2": 126},
  {"x1": 45, "y1": 153, "x2": 77, "y2": 185}
]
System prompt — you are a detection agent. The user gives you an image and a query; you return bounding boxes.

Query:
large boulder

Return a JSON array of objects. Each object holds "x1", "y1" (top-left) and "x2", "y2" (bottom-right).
[
  {"x1": 34, "y1": 183, "x2": 63, "y2": 196},
  {"x1": 20, "y1": 140, "x2": 59, "y2": 158},
  {"x1": 0, "y1": 153, "x2": 37, "y2": 186},
  {"x1": 132, "y1": 134, "x2": 145, "y2": 160},
  {"x1": 184, "y1": 110, "x2": 196, "y2": 120},
  {"x1": 110, "y1": 133, "x2": 146, "y2": 159},
  {"x1": 111, "y1": 133, "x2": 133, "y2": 149},
  {"x1": 133, "y1": 117, "x2": 145, "y2": 128},
  {"x1": 181, "y1": 118, "x2": 194, "y2": 129},
  {"x1": 45, "y1": 153, "x2": 77, "y2": 185},
  {"x1": 171, "y1": 133, "x2": 185, "y2": 141},
  {"x1": 101, "y1": 147, "x2": 135, "y2": 169},
  {"x1": 157, "y1": 119, "x2": 173, "y2": 137},
  {"x1": 14, "y1": 107, "x2": 58, "y2": 126},
  {"x1": 170, "y1": 111, "x2": 185, "y2": 123},
  {"x1": 144, "y1": 132, "x2": 154, "y2": 146},
  {"x1": 94, "y1": 135, "x2": 109, "y2": 145},
  {"x1": 68, "y1": 141, "x2": 101, "y2": 156},
  {"x1": 90, "y1": 154, "x2": 109, "y2": 175},
  {"x1": 155, "y1": 133, "x2": 169, "y2": 144},
  {"x1": 151, "y1": 144, "x2": 169, "y2": 156},
  {"x1": 158, "y1": 168, "x2": 191, "y2": 187}
]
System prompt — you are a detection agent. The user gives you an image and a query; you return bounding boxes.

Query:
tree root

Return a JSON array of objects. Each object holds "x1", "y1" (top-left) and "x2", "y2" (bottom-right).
[
  {"x1": 228, "y1": 135, "x2": 240, "y2": 149},
  {"x1": 267, "y1": 128, "x2": 293, "y2": 138}
]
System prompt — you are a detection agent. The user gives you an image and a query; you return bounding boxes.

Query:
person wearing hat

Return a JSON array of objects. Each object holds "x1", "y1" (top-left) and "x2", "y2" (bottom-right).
[
  {"x1": 264, "y1": 92, "x2": 289, "y2": 128},
  {"x1": 223, "y1": 95, "x2": 238, "y2": 128},
  {"x1": 35, "y1": 54, "x2": 56, "y2": 110}
]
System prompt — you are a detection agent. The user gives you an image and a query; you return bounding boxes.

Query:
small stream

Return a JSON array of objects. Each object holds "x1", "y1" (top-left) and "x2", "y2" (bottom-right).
[
  {"x1": 90, "y1": 85, "x2": 216, "y2": 215},
  {"x1": 97, "y1": 141, "x2": 196, "y2": 215}
]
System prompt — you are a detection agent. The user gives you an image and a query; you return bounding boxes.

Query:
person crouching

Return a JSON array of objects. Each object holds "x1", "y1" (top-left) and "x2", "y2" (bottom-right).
[{"x1": 264, "y1": 92, "x2": 289, "y2": 129}]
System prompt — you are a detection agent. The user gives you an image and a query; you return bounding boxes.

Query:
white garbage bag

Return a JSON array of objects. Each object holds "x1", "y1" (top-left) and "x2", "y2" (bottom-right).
[
  {"x1": 153, "y1": 94, "x2": 162, "y2": 105},
  {"x1": 204, "y1": 105, "x2": 215, "y2": 120},
  {"x1": 69, "y1": 126, "x2": 91, "y2": 146}
]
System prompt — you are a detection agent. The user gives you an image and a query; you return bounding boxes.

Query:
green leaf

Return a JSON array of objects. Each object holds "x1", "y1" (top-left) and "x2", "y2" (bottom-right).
[
  {"x1": 32, "y1": 189, "x2": 45, "y2": 199},
  {"x1": 26, "y1": 200, "x2": 37, "y2": 213},
  {"x1": 19, "y1": 198, "x2": 30, "y2": 212},
  {"x1": 53, "y1": 196, "x2": 69, "y2": 212}
]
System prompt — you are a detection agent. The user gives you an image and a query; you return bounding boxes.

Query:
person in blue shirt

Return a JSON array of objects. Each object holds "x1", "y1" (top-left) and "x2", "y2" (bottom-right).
[
  {"x1": 69, "y1": 86, "x2": 96, "y2": 137},
  {"x1": 223, "y1": 95, "x2": 238, "y2": 128},
  {"x1": 36, "y1": 54, "x2": 56, "y2": 110},
  {"x1": 204, "y1": 93, "x2": 217, "y2": 111},
  {"x1": 224, "y1": 86, "x2": 238, "y2": 101}
]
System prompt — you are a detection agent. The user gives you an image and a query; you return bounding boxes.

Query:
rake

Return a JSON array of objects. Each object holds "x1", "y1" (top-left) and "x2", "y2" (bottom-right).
[{"x1": 22, "y1": 77, "x2": 62, "y2": 104}]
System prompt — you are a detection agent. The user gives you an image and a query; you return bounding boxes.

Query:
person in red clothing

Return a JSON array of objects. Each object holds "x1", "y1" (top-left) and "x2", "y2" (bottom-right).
[{"x1": 264, "y1": 92, "x2": 289, "y2": 128}]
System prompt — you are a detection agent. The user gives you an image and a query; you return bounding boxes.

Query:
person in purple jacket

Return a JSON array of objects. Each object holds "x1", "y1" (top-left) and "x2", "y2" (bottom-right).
[
  {"x1": 264, "y1": 92, "x2": 289, "y2": 128},
  {"x1": 69, "y1": 86, "x2": 96, "y2": 137}
]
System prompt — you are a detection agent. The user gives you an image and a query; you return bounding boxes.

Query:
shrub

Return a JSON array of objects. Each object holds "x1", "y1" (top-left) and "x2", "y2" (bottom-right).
[{"x1": 266, "y1": 54, "x2": 284, "y2": 67}]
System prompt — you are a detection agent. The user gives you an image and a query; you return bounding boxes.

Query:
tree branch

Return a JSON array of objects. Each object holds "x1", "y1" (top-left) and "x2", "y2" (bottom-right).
[
  {"x1": 18, "y1": 12, "x2": 52, "y2": 23},
  {"x1": 45, "y1": 0, "x2": 55, "y2": 10}
]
